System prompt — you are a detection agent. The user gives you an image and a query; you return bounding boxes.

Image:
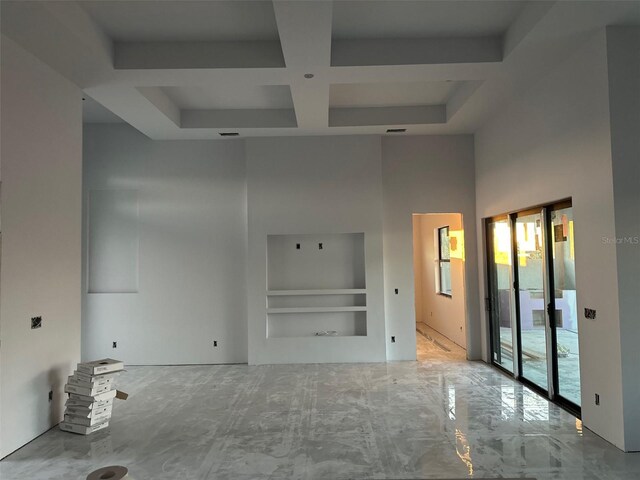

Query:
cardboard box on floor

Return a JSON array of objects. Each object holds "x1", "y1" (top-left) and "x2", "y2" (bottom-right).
[
  {"x1": 74, "y1": 370, "x2": 120, "y2": 384},
  {"x1": 60, "y1": 358, "x2": 128, "y2": 435},
  {"x1": 77, "y1": 358, "x2": 124, "y2": 375},
  {"x1": 60, "y1": 421, "x2": 110, "y2": 435}
]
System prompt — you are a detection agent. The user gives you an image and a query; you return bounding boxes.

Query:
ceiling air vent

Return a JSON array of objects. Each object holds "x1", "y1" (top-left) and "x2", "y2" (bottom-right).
[
  {"x1": 386, "y1": 128, "x2": 406, "y2": 133},
  {"x1": 219, "y1": 132, "x2": 239, "y2": 137}
]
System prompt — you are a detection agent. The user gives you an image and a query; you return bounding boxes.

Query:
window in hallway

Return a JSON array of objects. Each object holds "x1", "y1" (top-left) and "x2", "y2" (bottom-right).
[{"x1": 437, "y1": 225, "x2": 452, "y2": 296}]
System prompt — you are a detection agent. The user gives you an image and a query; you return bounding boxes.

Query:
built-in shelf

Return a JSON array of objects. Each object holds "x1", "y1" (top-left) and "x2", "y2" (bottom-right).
[
  {"x1": 267, "y1": 310, "x2": 367, "y2": 338},
  {"x1": 267, "y1": 306, "x2": 367, "y2": 314},
  {"x1": 268, "y1": 334, "x2": 365, "y2": 339},
  {"x1": 266, "y1": 233, "x2": 367, "y2": 340},
  {"x1": 267, "y1": 289, "x2": 366, "y2": 296}
]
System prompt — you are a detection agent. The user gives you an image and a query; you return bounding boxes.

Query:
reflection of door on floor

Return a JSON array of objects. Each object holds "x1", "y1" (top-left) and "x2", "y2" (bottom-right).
[
  {"x1": 412, "y1": 213, "x2": 467, "y2": 351},
  {"x1": 486, "y1": 200, "x2": 580, "y2": 415}
]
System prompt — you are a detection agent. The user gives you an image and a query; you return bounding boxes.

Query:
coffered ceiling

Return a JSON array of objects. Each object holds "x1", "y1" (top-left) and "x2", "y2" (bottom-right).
[{"x1": 1, "y1": 1, "x2": 639, "y2": 139}]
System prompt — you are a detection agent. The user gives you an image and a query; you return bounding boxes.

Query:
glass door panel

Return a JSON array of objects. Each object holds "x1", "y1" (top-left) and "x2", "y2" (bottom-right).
[
  {"x1": 487, "y1": 218, "x2": 515, "y2": 372},
  {"x1": 487, "y1": 200, "x2": 580, "y2": 416},
  {"x1": 515, "y1": 211, "x2": 549, "y2": 391},
  {"x1": 550, "y1": 206, "x2": 580, "y2": 406}
]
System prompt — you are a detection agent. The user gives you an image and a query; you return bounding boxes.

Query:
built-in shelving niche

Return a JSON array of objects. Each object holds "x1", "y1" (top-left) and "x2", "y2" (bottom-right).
[{"x1": 266, "y1": 233, "x2": 367, "y2": 338}]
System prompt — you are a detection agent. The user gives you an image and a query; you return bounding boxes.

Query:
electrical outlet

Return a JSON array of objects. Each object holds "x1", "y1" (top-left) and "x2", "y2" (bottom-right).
[
  {"x1": 595, "y1": 393, "x2": 600, "y2": 405},
  {"x1": 296, "y1": 243, "x2": 301, "y2": 250},
  {"x1": 112, "y1": 341, "x2": 117, "y2": 348},
  {"x1": 585, "y1": 308, "x2": 596, "y2": 319},
  {"x1": 213, "y1": 340, "x2": 218, "y2": 347},
  {"x1": 31, "y1": 316, "x2": 42, "y2": 329},
  {"x1": 48, "y1": 390, "x2": 53, "y2": 402},
  {"x1": 319, "y1": 243, "x2": 323, "y2": 250},
  {"x1": 391, "y1": 336, "x2": 396, "y2": 343},
  {"x1": 394, "y1": 288, "x2": 398, "y2": 295}
]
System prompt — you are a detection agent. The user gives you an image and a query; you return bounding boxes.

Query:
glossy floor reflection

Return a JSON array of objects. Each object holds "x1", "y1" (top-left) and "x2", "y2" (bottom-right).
[{"x1": 1, "y1": 329, "x2": 639, "y2": 480}]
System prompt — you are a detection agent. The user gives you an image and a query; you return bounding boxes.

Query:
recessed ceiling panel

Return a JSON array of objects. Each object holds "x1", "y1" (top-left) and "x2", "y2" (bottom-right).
[
  {"x1": 161, "y1": 85, "x2": 294, "y2": 110},
  {"x1": 332, "y1": 1, "x2": 526, "y2": 39},
  {"x1": 330, "y1": 81, "x2": 461, "y2": 108},
  {"x1": 81, "y1": 1, "x2": 280, "y2": 42}
]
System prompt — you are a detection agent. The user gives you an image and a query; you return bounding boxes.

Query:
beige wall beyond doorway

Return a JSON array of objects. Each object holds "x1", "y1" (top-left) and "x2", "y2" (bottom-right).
[{"x1": 413, "y1": 213, "x2": 467, "y2": 349}]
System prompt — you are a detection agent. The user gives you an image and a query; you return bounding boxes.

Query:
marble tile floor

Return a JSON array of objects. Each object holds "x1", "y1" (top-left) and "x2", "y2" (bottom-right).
[{"x1": 1, "y1": 328, "x2": 639, "y2": 480}]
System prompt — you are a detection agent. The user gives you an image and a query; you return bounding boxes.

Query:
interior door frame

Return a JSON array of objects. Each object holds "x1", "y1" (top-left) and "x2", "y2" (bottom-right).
[{"x1": 485, "y1": 198, "x2": 581, "y2": 418}]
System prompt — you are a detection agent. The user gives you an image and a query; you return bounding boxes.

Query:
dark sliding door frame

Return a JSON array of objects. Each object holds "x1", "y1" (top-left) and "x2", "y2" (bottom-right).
[
  {"x1": 485, "y1": 199, "x2": 581, "y2": 418},
  {"x1": 545, "y1": 200, "x2": 580, "y2": 417}
]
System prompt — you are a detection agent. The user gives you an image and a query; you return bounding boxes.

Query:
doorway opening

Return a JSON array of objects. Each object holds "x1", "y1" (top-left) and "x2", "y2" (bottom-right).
[
  {"x1": 412, "y1": 213, "x2": 468, "y2": 353},
  {"x1": 486, "y1": 199, "x2": 580, "y2": 416}
]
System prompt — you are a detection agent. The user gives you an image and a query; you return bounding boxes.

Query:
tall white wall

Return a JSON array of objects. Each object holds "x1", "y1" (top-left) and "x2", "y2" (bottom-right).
[
  {"x1": 82, "y1": 131, "x2": 482, "y2": 366},
  {"x1": 0, "y1": 37, "x2": 82, "y2": 458},
  {"x1": 606, "y1": 26, "x2": 640, "y2": 452},
  {"x1": 381, "y1": 136, "x2": 480, "y2": 361},
  {"x1": 82, "y1": 124, "x2": 248, "y2": 365},
  {"x1": 413, "y1": 213, "x2": 467, "y2": 348},
  {"x1": 475, "y1": 30, "x2": 625, "y2": 449},
  {"x1": 245, "y1": 136, "x2": 386, "y2": 364}
]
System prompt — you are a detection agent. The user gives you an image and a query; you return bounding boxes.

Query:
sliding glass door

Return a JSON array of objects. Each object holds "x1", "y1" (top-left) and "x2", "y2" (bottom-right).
[
  {"x1": 487, "y1": 217, "x2": 515, "y2": 373},
  {"x1": 549, "y1": 203, "x2": 580, "y2": 407},
  {"x1": 487, "y1": 200, "x2": 580, "y2": 415},
  {"x1": 515, "y1": 209, "x2": 549, "y2": 392}
]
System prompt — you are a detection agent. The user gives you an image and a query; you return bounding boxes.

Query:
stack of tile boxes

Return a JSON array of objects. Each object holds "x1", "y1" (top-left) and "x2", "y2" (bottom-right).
[{"x1": 60, "y1": 358, "x2": 124, "y2": 435}]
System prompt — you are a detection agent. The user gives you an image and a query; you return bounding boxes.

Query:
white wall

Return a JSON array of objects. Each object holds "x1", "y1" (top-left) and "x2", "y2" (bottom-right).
[
  {"x1": 82, "y1": 124, "x2": 248, "y2": 365},
  {"x1": 475, "y1": 30, "x2": 626, "y2": 449},
  {"x1": 606, "y1": 26, "x2": 640, "y2": 452},
  {"x1": 81, "y1": 131, "x2": 482, "y2": 366},
  {"x1": 381, "y1": 136, "x2": 480, "y2": 361},
  {"x1": 413, "y1": 213, "x2": 467, "y2": 348},
  {"x1": 0, "y1": 37, "x2": 82, "y2": 458},
  {"x1": 245, "y1": 136, "x2": 386, "y2": 364}
]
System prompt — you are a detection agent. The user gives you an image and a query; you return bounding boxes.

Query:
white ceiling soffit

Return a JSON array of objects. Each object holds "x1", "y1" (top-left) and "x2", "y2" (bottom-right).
[
  {"x1": 162, "y1": 85, "x2": 294, "y2": 110},
  {"x1": 2, "y1": 1, "x2": 639, "y2": 138},
  {"x1": 332, "y1": 1, "x2": 527, "y2": 39},
  {"x1": 329, "y1": 81, "x2": 461, "y2": 108},
  {"x1": 79, "y1": 0, "x2": 281, "y2": 42},
  {"x1": 82, "y1": 95, "x2": 124, "y2": 124}
]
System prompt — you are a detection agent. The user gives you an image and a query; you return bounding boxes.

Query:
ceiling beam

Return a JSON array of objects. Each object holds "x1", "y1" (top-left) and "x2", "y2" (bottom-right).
[
  {"x1": 446, "y1": 81, "x2": 484, "y2": 122},
  {"x1": 426, "y1": 3, "x2": 556, "y2": 128},
  {"x1": 503, "y1": 1, "x2": 556, "y2": 59},
  {"x1": 288, "y1": 81, "x2": 330, "y2": 130},
  {"x1": 273, "y1": 1, "x2": 333, "y2": 129},
  {"x1": 85, "y1": 87, "x2": 180, "y2": 139},
  {"x1": 272, "y1": 0, "x2": 332, "y2": 67},
  {"x1": 332, "y1": 37, "x2": 503, "y2": 67},
  {"x1": 136, "y1": 88, "x2": 181, "y2": 126}
]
